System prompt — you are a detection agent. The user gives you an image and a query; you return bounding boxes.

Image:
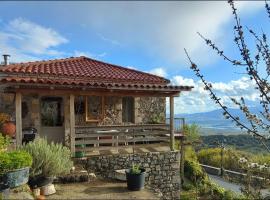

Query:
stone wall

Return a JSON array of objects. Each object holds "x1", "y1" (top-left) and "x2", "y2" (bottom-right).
[
  {"x1": 79, "y1": 151, "x2": 180, "y2": 200},
  {"x1": 135, "y1": 97, "x2": 166, "y2": 124},
  {"x1": 100, "y1": 96, "x2": 122, "y2": 126},
  {"x1": 0, "y1": 93, "x2": 15, "y2": 119},
  {"x1": 74, "y1": 96, "x2": 166, "y2": 126}
]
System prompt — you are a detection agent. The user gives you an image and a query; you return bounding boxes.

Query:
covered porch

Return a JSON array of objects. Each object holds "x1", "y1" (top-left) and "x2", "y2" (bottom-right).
[{"x1": 12, "y1": 88, "x2": 186, "y2": 157}]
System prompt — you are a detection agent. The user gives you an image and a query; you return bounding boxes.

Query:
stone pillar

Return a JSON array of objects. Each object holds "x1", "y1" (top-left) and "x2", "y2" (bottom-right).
[{"x1": 15, "y1": 92, "x2": 22, "y2": 147}]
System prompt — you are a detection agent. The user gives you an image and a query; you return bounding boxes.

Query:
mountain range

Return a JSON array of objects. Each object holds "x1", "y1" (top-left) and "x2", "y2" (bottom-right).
[{"x1": 172, "y1": 106, "x2": 262, "y2": 135}]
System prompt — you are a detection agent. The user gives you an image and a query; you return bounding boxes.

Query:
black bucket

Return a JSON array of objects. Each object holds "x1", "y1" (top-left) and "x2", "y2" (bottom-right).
[
  {"x1": 125, "y1": 168, "x2": 146, "y2": 191},
  {"x1": 0, "y1": 184, "x2": 10, "y2": 200}
]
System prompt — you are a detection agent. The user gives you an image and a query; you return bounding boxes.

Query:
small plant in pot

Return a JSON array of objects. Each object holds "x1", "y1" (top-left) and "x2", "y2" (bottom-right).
[
  {"x1": 0, "y1": 150, "x2": 32, "y2": 188},
  {"x1": 125, "y1": 164, "x2": 146, "y2": 191},
  {"x1": 0, "y1": 134, "x2": 11, "y2": 152},
  {"x1": 22, "y1": 138, "x2": 73, "y2": 195}
]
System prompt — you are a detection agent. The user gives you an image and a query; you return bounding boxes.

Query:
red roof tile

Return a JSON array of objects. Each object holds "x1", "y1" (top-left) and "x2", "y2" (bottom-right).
[
  {"x1": 0, "y1": 56, "x2": 194, "y2": 92},
  {"x1": 0, "y1": 56, "x2": 169, "y2": 85}
]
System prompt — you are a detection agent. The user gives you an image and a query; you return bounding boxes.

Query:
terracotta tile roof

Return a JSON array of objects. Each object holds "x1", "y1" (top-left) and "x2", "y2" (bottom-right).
[
  {"x1": 0, "y1": 56, "x2": 169, "y2": 84},
  {"x1": 0, "y1": 76, "x2": 192, "y2": 91},
  {"x1": 0, "y1": 56, "x2": 193, "y2": 92}
]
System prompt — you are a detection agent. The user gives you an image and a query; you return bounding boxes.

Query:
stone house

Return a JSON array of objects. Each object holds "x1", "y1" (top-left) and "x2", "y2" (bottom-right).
[
  {"x1": 0, "y1": 55, "x2": 193, "y2": 199},
  {"x1": 0, "y1": 55, "x2": 192, "y2": 154}
]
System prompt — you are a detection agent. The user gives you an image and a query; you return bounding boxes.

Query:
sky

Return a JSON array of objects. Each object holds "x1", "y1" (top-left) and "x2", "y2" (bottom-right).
[{"x1": 0, "y1": 1, "x2": 268, "y2": 114}]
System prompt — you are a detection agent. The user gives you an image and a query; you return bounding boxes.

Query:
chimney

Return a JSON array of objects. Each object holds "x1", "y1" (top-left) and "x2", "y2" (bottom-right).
[{"x1": 3, "y1": 54, "x2": 10, "y2": 65}]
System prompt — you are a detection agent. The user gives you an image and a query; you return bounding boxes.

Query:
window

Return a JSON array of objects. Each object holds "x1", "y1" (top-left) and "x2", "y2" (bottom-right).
[
  {"x1": 85, "y1": 96, "x2": 104, "y2": 122},
  {"x1": 122, "y1": 97, "x2": 134, "y2": 123},
  {"x1": 41, "y1": 97, "x2": 63, "y2": 126}
]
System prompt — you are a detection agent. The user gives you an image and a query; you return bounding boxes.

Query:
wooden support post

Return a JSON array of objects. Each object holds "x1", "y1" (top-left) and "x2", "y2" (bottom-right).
[
  {"x1": 180, "y1": 118, "x2": 186, "y2": 184},
  {"x1": 70, "y1": 94, "x2": 75, "y2": 156},
  {"x1": 170, "y1": 96, "x2": 175, "y2": 151},
  {"x1": 15, "y1": 92, "x2": 22, "y2": 148}
]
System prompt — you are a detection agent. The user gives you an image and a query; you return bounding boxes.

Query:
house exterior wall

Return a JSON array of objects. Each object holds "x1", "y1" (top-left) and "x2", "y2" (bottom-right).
[
  {"x1": 0, "y1": 94, "x2": 166, "y2": 145},
  {"x1": 75, "y1": 96, "x2": 166, "y2": 126},
  {"x1": 134, "y1": 97, "x2": 166, "y2": 124},
  {"x1": 0, "y1": 93, "x2": 15, "y2": 120},
  {"x1": 0, "y1": 94, "x2": 166, "y2": 127}
]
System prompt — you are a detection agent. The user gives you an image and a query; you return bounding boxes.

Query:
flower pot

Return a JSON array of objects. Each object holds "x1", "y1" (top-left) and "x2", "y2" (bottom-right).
[
  {"x1": 75, "y1": 144, "x2": 85, "y2": 158},
  {"x1": 1, "y1": 122, "x2": 16, "y2": 137},
  {"x1": 28, "y1": 176, "x2": 54, "y2": 189},
  {"x1": 5, "y1": 167, "x2": 29, "y2": 188},
  {"x1": 125, "y1": 168, "x2": 146, "y2": 191},
  {"x1": 40, "y1": 183, "x2": 56, "y2": 196},
  {"x1": 0, "y1": 184, "x2": 9, "y2": 200}
]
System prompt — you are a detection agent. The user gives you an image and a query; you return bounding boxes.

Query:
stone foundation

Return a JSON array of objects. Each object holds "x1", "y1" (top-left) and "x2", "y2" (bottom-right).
[{"x1": 77, "y1": 151, "x2": 180, "y2": 200}]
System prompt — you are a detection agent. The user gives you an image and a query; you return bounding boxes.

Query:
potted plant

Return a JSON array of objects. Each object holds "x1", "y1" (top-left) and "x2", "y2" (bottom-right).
[
  {"x1": 23, "y1": 138, "x2": 73, "y2": 195},
  {"x1": 0, "y1": 113, "x2": 15, "y2": 138},
  {"x1": 0, "y1": 134, "x2": 11, "y2": 152},
  {"x1": 125, "y1": 164, "x2": 146, "y2": 191},
  {"x1": 0, "y1": 150, "x2": 32, "y2": 188},
  {"x1": 75, "y1": 144, "x2": 85, "y2": 158}
]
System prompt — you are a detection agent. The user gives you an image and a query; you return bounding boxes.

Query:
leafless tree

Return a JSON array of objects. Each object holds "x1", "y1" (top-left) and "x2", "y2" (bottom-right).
[{"x1": 185, "y1": 0, "x2": 270, "y2": 152}]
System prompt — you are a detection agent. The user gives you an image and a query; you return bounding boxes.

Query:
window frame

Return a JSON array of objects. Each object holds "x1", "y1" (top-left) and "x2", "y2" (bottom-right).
[
  {"x1": 85, "y1": 95, "x2": 105, "y2": 122},
  {"x1": 122, "y1": 96, "x2": 135, "y2": 123}
]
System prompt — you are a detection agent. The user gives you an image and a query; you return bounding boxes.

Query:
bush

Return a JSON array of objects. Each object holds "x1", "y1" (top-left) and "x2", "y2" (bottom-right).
[
  {"x1": 0, "y1": 133, "x2": 10, "y2": 152},
  {"x1": 182, "y1": 182, "x2": 195, "y2": 191},
  {"x1": 0, "y1": 150, "x2": 32, "y2": 174},
  {"x1": 0, "y1": 133, "x2": 11, "y2": 151},
  {"x1": 22, "y1": 138, "x2": 73, "y2": 177},
  {"x1": 184, "y1": 159, "x2": 205, "y2": 183}
]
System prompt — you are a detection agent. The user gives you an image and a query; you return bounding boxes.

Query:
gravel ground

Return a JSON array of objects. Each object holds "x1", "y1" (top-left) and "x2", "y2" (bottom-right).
[{"x1": 46, "y1": 179, "x2": 159, "y2": 200}]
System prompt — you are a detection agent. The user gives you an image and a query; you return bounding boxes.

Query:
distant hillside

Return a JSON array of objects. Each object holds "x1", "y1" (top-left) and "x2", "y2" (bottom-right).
[
  {"x1": 199, "y1": 134, "x2": 270, "y2": 154},
  {"x1": 173, "y1": 107, "x2": 262, "y2": 135}
]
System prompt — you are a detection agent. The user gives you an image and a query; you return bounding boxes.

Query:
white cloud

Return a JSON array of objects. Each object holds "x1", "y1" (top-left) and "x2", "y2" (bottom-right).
[
  {"x1": 0, "y1": 18, "x2": 68, "y2": 62},
  {"x1": 73, "y1": 50, "x2": 106, "y2": 59},
  {"x1": 148, "y1": 67, "x2": 167, "y2": 77},
  {"x1": 126, "y1": 66, "x2": 137, "y2": 70},
  {"x1": 170, "y1": 76, "x2": 259, "y2": 114},
  {"x1": 98, "y1": 33, "x2": 121, "y2": 46},
  {"x1": 49, "y1": 1, "x2": 264, "y2": 67}
]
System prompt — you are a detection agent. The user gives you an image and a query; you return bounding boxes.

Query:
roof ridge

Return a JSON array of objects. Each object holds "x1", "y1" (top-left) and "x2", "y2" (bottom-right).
[{"x1": 2, "y1": 56, "x2": 83, "y2": 67}]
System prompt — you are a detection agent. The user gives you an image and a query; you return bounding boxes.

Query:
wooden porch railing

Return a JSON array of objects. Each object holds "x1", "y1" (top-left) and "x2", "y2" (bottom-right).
[
  {"x1": 75, "y1": 124, "x2": 170, "y2": 153},
  {"x1": 166, "y1": 117, "x2": 185, "y2": 133}
]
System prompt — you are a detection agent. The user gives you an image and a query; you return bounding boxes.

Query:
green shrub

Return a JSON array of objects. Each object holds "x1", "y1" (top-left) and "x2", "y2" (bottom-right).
[
  {"x1": 182, "y1": 182, "x2": 195, "y2": 191},
  {"x1": 0, "y1": 150, "x2": 32, "y2": 174},
  {"x1": 22, "y1": 138, "x2": 73, "y2": 177},
  {"x1": 184, "y1": 159, "x2": 205, "y2": 183},
  {"x1": 181, "y1": 191, "x2": 197, "y2": 200},
  {"x1": 0, "y1": 134, "x2": 11, "y2": 151}
]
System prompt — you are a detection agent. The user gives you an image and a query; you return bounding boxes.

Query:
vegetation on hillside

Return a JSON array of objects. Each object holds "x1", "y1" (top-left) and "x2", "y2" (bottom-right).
[
  {"x1": 199, "y1": 134, "x2": 270, "y2": 154},
  {"x1": 180, "y1": 124, "x2": 243, "y2": 200}
]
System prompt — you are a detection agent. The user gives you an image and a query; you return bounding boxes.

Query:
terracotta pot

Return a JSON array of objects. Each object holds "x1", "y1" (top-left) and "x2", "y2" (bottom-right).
[
  {"x1": 1, "y1": 122, "x2": 16, "y2": 137},
  {"x1": 40, "y1": 184, "x2": 56, "y2": 196},
  {"x1": 36, "y1": 195, "x2": 45, "y2": 200}
]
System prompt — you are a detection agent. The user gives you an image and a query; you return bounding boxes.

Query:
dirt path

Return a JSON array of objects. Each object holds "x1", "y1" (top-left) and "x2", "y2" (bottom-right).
[{"x1": 47, "y1": 179, "x2": 159, "y2": 200}]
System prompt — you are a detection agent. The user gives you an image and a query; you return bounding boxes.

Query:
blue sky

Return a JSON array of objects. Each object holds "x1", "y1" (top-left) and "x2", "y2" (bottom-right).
[{"x1": 0, "y1": 1, "x2": 268, "y2": 114}]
